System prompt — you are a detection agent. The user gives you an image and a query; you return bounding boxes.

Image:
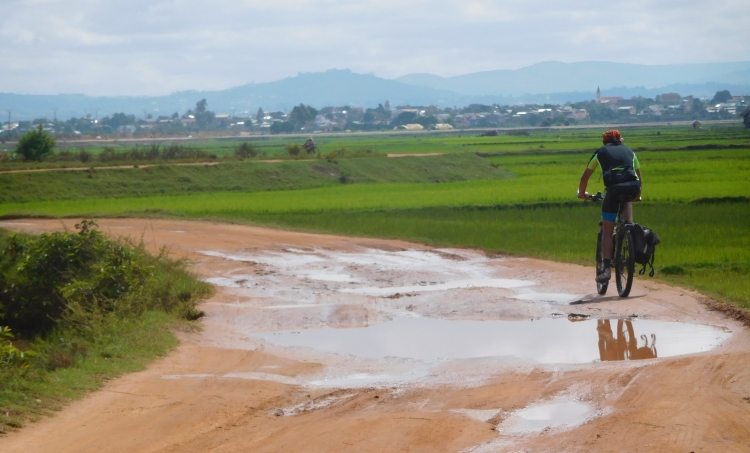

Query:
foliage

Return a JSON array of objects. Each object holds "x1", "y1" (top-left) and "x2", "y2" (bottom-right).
[
  {"x1": 0, "y1": 221, "x2": 210, "y2": 338},
  {"x1": 1, "y1": 326, "x2": 36, "y2": 368},
  {"x1": 0, "y1": 221, "x2": 210, "y2": 430},
  {"x1": 289, "y1": 104, "x2": 318, "y2": 128},
  {"x1": 286, "y1": 143, "x2": 301, "y2": 156},
  {"x1": 711, "y1": 90, "x2": 732, "y2": 104},
  {"x1": 0, "y1": 220, "x2": 147, "y2": 336},
  {"x1": 391, "y1": 111, "x2": 418, "y2": 126},
  {"x1": 270, "y1": 121, "x2": 295, "y2": 134},
  {"x1": 93, "y1": 144, "x2": 214, "y2": 163},
  {"x1": 15, "y1": 125, "x2": 56, "y2": 161},
  {"x1": 234, "y1": 142, "x2": 259, "y2": 159}
]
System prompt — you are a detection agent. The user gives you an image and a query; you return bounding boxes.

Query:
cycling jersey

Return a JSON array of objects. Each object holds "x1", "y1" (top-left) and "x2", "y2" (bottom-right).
[{"x1": 587, "y1": 143, "x2": 640, "y2": 187}]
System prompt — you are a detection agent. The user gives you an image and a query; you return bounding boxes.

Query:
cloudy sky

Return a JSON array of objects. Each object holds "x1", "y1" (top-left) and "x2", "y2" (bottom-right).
[{"x1": 1, "y1": 0, "x2": 748, "y2": 96}]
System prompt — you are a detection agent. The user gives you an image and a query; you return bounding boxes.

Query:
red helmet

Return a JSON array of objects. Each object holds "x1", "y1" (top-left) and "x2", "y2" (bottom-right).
[{"x1": 602, "y1": 129, "x2": 622, "y2": 144}]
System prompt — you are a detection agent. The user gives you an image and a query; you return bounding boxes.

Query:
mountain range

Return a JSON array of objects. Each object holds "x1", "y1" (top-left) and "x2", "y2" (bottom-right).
[{"x1": 2, "y1": 61, "x2": 749, "y2": 120}]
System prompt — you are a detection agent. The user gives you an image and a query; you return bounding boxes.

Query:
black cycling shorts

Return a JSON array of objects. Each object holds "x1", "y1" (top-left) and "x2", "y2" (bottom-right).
[{"x1": 602, "y1": 180, "x2": 641, "y2": 221}]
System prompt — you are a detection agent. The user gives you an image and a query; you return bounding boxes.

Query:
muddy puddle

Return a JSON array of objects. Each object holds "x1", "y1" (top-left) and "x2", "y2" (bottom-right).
[
  {"x1": 254, "y1": 317, "x2": 730, "y2": 364},
  {"x1": 194, "y1": 245, "x2": 734, "y2": 389},
  {"x1": 499, "y1": 398, "x2": 595, "y2": 434}
]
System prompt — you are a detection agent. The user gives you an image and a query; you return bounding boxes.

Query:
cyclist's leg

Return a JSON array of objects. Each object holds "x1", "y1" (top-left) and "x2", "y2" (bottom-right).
[
  {"x1": 619, "y1": 182, "x2": 642, "y2": 223},
  {"x1": 600, "y1": 188, "x2": 619, "y2": 261},
  {"x1": 601, "y1": 220, "x2": 615, "y2": 259}
]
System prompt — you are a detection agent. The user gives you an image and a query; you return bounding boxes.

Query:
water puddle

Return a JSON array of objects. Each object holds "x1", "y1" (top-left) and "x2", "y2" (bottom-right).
[
  {"x1": 340, "y1": 278, "x2": 534, "y2": 296},
  {"x1": 277, "y1": 393, "x2": 356, "y2": 416},
  {"x1": 512, "y1": 292, "x2": 584, "y2": 304},
  {"x1": 306, "y1": 273, "x2": 360, "y2": 282},
  {"x1": 254, "y1": 317, "x2": 730, "y2": 364},
  {"x1": 498, "y1": 398, "x2": 594, "y2": 434}
]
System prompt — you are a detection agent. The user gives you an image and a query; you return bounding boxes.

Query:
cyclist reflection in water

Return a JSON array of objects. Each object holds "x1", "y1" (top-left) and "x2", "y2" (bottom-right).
[{"x1": 597, "y1": 319, "x2": 657, "y2": 361}]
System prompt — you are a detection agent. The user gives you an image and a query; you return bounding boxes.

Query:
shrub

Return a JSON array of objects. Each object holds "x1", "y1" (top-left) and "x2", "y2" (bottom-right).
[
  {"x1": 99, "y1": 147, "x2": 117, "y2": 162},
  {"x1": 78, "y1": 149, "x2": 92, "y2": 163},
  {"x1": 286, "y1": 143, "x2": 301, "y2": 156},
  {"x1": 0, "y1": 220, "x2": 210, "y2": 339},
  {"x1": 324, "y1": 148, "x2": 379, "y2": 160},
  {"x1": 0, "y1": 326, "x2": 36, "y2": 368},
  {"x1": 15, "y1": 125, "x2": 56, "y2": 161},
  {"x1": 234, "y1": 142, "x2": 259, "y2": 159}
]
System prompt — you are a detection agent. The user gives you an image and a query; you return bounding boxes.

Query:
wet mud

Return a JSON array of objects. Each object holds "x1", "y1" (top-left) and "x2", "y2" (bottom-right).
[{"x1": 2, "y1": 218, "x2": 750, "y2": 453}]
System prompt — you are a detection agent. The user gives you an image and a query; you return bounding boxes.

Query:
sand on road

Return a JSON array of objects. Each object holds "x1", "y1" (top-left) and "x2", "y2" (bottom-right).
[{"x1": 1, "y1": 218, "x2": 749, "y2": 453}]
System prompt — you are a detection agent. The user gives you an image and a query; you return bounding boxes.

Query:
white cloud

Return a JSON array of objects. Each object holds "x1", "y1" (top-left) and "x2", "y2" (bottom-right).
[{"x1": 0, "y1": 0, "x2": 747, "y2": 95}]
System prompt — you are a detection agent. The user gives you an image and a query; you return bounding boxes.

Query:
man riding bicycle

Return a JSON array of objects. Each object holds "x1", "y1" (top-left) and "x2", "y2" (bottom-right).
[{"x1": 577, "y1": 130, "x2": 642, "y2": 283}]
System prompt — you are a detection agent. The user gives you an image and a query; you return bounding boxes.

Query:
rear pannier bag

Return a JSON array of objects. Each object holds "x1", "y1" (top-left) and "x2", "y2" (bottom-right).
[{"x1": 630, "y1": 223, "x2": 660, "y2": 277}]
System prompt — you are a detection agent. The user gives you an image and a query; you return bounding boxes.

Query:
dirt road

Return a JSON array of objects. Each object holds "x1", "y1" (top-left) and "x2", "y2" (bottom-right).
[{"x1": 1, "y1": 219, "x2": 749, "y2": 453}]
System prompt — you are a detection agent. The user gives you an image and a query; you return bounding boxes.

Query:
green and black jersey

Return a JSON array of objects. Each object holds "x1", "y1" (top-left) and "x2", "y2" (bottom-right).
[{"x1": 587, "y1": 143, "x2": 640, "y2": 187}]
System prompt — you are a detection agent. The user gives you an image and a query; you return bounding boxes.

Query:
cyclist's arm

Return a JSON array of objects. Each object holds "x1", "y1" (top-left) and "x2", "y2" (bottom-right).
[{"x1": 578, "y1": 168, "x2": 595, "y2": 199}]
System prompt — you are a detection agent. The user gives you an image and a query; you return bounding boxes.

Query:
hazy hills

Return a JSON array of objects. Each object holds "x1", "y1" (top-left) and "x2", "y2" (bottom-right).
[
  {"x1": 2, "y1": 62, "x2": 749, "y2": 120},
  {"x1": 395, "y1": 61, "x2": 750, "y2": 96}
]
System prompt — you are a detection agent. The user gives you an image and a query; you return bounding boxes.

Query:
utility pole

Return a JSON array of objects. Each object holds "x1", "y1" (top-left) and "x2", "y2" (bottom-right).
[
  {"x1": 6, "y1": 110, "x2": 10, "y2": 140},
  {"x1": 53, "y1": 108, "x2": 58, "y2": 135}
]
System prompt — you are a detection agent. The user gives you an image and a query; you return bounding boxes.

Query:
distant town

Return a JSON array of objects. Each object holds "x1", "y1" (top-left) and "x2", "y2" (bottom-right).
[{"x1": 2, "y1": 88, "x2": 748, "y2": 140}]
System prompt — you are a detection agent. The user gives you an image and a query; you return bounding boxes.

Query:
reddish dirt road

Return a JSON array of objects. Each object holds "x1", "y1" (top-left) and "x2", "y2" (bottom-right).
[{"x1": 1, "y1": 219, "x2": 749, "y2": 453}]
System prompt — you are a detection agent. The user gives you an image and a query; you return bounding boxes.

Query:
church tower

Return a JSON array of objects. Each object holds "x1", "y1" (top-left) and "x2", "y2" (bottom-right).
[{"x1": 596, "y1": 86, "x2": 601, "y2": 103}]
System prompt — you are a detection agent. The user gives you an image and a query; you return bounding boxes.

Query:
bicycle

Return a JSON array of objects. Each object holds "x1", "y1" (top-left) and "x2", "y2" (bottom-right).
[{"x1": 589, "y1": 191, "x2": 636, "y2": 297}]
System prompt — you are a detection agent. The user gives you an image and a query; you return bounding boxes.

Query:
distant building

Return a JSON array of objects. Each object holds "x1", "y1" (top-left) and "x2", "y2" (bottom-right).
[
  {"x1": 395, "y1": 124, "x2": 424, "y2": 131},
  {"x1": 561, "y1": 106, "x2": 588, "y2": 120},
  {"x1": 692, "y1": 120, "x2": 702, "y2": 129},
  {"x1": 434, "y1": 123, "x2": 453, "y2": 130},
  {"x1": 596, "y1": 87, "x2": 623, "y2": 104},
  {"x1": 739, "y1": 108, "x2": 750, "y2": 128}
]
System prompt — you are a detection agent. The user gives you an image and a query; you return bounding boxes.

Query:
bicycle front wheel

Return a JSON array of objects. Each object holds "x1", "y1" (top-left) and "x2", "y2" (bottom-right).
[{"x1": 615, "y1": 229, "x2": 635, "y2": 297}]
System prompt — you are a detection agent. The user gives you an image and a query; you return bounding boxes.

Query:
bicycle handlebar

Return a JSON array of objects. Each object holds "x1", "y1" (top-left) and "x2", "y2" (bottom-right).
[{"x1": 578, "y1": 191, "x2": 603, "y2": 202}]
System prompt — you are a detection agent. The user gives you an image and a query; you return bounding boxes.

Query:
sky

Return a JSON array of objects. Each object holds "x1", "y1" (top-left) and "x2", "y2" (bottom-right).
[{"x1": 1, "y1": 0, "x2": 748, "y2": 96}]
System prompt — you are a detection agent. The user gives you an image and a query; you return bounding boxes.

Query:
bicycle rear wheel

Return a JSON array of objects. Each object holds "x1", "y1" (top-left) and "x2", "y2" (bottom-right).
[
  {"x1": 595, "y1": 230, "x2": 608, "y2": 295},
  {"x1": 615, "y1": 229, "x2": 635, "y2": 297}
]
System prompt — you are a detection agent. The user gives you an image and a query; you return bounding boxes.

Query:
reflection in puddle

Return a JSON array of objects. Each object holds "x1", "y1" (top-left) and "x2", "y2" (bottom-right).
[
  {"x1": 499, "y1": 399, "x2": 594, "y2": 434},
  {"x1": 598, "y1": 319, "x2": 657, "y2": 361},
  {"x1": 254, "y1": 317, "x2": 730, "y2": 364}
]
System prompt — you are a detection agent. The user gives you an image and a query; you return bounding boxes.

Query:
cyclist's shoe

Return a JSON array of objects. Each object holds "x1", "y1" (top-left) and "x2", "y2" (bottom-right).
[{"x1": 596, "y1": 268, "x2": 611, "y2": 283}]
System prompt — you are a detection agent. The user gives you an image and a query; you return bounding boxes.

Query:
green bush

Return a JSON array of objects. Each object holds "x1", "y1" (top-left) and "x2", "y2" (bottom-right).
[
  {"x1": 15, "y1": 125, "x2": 56, "y2": 161},
  {"x1": 0, "y1": 220, "x2": 210, "y2": 339},
  {"x1": 286, "y1": 143, "x2": 301, "y2": 156},
  {"x1": 234, "y1": 142, "x2": 259, "y2": 159}
]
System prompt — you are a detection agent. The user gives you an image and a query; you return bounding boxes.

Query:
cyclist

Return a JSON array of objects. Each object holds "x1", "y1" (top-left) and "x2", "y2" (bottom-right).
[{"x1": 577, "y1": 130, "x2": 642, "y2": 283}]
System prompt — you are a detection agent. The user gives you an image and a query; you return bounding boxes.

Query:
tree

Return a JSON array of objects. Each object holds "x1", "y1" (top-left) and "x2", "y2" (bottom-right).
[
  {"x1": 289, "y1": 104, "x2": 318, "y2": 128},
  {"x1": 196, "y1": 99, "x2": 208, "y2": 114},
  {"x1": 711, "y1": 90, "x2": 732, "y2": 104},
  {"x1": 270, "y1": 121, "x2": 294, "y2": 134},
  {"x1": 16, "y1": 125, "x2": 55, "y2": 161},
  {"x1": 193, "y1": 99, "x2": 214, "y2": 127},
  {"x1": 391, "y1": 111, "x2": 417, "y2": 127}
]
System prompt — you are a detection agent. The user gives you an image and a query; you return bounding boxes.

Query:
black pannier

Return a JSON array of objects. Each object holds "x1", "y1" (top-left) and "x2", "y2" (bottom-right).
[{"x1": 629, "y1": 223, "x2": 660, "y2": 277}]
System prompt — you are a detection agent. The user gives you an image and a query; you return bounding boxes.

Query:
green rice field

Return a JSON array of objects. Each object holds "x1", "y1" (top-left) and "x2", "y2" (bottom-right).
[{"x1": 2, "y1": 124, "x2": 749, "y2": 307}]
